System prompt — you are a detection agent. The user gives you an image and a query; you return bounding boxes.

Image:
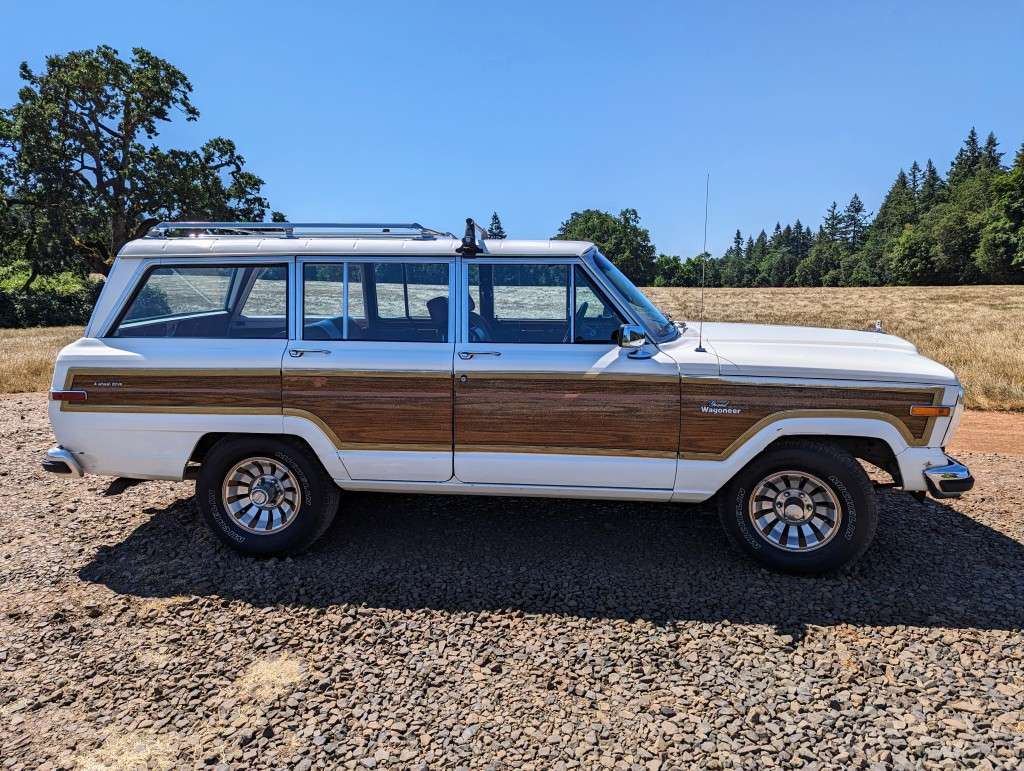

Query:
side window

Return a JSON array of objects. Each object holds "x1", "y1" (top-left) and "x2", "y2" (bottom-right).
[
  {"x1": 302, "y1": 261, "x2": 450, "y2": 342},
  {"x1": 467, "y1": 264, "x2": 569, "y2": 343},
  {"x1": 112, "y1": 265, "x2": 287, "y2": 338},
  {"x1": 574, "y1": 266, "x2": 625, "y2": 343}
]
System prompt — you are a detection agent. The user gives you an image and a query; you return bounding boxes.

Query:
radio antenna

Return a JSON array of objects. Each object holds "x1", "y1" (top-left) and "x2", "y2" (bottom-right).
[{"x1": 695, "y1": 172, "x2": 710, "y2": 353}]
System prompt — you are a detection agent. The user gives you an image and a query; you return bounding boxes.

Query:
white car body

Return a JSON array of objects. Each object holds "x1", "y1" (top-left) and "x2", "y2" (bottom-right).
[{"x1": 46, "y1": 224, "x2": 969, "y2": 507}]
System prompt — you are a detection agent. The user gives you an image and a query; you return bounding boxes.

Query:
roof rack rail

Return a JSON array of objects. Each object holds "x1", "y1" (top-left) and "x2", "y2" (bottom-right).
[{"x1": 145, "y1": 221, "x2": 455, "y2": 239}]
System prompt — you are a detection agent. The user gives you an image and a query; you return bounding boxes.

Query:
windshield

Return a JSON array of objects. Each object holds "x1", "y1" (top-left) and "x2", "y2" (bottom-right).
[{"x1": 591, "y1": 251, "x2": 679, "y2": 343}]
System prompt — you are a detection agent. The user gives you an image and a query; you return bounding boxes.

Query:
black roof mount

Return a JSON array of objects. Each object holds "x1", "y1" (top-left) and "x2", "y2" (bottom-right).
[{"x1": 456, "y1": 217, "x2": 490, "y2": 256}]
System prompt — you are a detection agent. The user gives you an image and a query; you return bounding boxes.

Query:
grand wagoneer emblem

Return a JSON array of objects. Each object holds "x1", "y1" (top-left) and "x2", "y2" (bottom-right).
[{"x1": 700, "y1": 399, "x2": 742, "y2": 415}]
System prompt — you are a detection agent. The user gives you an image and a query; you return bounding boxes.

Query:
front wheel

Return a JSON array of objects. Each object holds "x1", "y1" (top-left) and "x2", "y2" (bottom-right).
[
  {"x1": 197, "y1": 437, "x2": 339, "y2": 556},
  {"x1": 718, "y1": 440, "x2": 878, "y2": 574}
]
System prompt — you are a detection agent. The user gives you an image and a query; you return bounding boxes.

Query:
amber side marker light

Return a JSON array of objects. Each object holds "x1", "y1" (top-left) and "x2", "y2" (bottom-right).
[
  {"x1": 50, "y1": 390, "x2": 88, "y2": 402},
  {"x1": 910, "y1": 405, "x2": 952, "y2": 417}
]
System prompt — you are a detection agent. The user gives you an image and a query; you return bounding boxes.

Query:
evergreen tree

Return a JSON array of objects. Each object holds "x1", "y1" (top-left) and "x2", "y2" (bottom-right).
[
  {"x1": 487, "y1": 211, "x2": 507, "y2": 239},
  {"x1": 920, "y1": 160, "x2": 944, "y2": 208},
  {"x1": 1015, "y1": 143, "x2": 1024, "y2": 171},
  {"x1": 841, "y1": 194, "x2": 870, "y2": 249},
  {"x1": 909, "y1": 161, "x2": 922, "y2": 195},
  {"x1": 982, "y1": 132, "x2": 1004, "y2": 170},
  {"x1": 822, "y1": 201, "x2": 843, "y2": 241},
  {"x1": 948, "y1": 128, "x2": 982, "y2": 184}
]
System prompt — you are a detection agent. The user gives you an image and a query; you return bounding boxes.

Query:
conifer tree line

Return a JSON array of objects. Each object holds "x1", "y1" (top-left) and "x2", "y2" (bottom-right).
[{"x1": 556, "y1": 129, "x2": 1024, "y2": 287}]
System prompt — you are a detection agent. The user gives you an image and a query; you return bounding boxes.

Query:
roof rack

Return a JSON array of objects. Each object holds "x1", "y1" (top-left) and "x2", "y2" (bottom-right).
[{"x1": 145, "y1": 221, "x2": 455, "y2": 239}]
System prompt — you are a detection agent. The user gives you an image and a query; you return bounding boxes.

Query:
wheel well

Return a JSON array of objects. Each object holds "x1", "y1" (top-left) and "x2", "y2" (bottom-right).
[
  {"x1": 763, "y1": 435, "x2": 902, "y2": 485},
  {"x1": 186, "y1": 432, "x2": 324, "y2": 473}
]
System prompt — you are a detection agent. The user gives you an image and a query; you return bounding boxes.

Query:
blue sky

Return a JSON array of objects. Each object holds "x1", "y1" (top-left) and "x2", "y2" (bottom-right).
[{"x1": 2, "y1": 1, "x2": 1022, "y2": 256}]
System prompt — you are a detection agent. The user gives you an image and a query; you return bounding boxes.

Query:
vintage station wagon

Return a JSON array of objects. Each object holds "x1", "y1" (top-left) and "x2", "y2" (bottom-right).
[{"x1": 44, "y1": 220, "x2": 973, "y2": 573}]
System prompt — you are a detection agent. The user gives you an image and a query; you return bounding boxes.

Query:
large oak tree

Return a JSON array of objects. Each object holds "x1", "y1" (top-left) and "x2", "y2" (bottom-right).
[{"x1": 0, "y1": 45, "x2": 276, "y2": 279}]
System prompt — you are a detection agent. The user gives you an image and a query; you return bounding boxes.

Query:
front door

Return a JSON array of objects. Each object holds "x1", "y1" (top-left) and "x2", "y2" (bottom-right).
[
  {"x1": 283, "y1": 257, "x2": 455, "y2": 482},
  {"x1": 453, "y1": 260, "x2": 680, "y2": 489}
]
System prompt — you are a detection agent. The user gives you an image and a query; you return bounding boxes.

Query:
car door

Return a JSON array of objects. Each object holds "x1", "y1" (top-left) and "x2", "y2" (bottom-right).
[
  {"x1": 283, "y1": 256, "x2": 455, "y2": 482},
  {"x1": 453, "y1": 259, "x2": 680, "y2": 490}
]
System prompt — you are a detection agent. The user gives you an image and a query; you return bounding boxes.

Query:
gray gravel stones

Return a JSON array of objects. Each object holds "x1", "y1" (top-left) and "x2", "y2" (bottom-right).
[{"x1": 1, "y1": 393, "x2": 1023, "y2": 769}]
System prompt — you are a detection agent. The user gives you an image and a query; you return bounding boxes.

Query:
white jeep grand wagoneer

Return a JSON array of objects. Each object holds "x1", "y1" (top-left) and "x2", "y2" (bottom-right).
[{"x1": 44, "y1": 220, "x2": 973, "y2": 573}]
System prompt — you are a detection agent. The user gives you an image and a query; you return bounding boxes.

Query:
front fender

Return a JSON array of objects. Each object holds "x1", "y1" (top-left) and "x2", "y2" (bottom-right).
[{"x1": 672, "y1": 415, "x2": 915, "y2": 502}]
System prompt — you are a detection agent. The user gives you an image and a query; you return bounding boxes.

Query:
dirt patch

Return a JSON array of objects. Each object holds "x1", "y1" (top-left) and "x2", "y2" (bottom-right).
[
  {"x1": 949, "y1": 410, "x2": 1024, "y2": 456},
  {"x1": 235, "y1": 654, "x2": 306, "y2": 702}
]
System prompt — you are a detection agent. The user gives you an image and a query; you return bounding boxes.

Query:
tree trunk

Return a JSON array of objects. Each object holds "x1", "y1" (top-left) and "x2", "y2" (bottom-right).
[{"x1": 20, "y1": 263, "x2": 39, "y2": 291}]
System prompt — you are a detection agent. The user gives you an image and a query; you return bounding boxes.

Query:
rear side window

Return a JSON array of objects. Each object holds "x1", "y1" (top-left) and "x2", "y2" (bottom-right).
[
  {"x1": 302, "y1": 261, "x2": 450, "y2": 342},
  {"x1": 111, "y1": 265, "x2": 288, "y2": 339}
]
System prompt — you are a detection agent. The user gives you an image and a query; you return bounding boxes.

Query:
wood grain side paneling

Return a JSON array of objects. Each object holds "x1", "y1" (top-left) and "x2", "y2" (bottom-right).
[
  {"x1": 283, "y1": 372, "x2": 452, "y2": 451},
  {"x1": 63, "y1": 369, "x2": 281, "y2": 412},
  {"x1": 455, "y1": 374, "x2": 680, "y2": 458},
  {"x1": 680, "y1": 380, "x2": 942, "y2": 458}
]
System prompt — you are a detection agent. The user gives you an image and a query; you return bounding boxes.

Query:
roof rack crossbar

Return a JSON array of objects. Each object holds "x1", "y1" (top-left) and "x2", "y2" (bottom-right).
[{"x1": 145, "y1": 221, "x2": 454, "y2": 239}]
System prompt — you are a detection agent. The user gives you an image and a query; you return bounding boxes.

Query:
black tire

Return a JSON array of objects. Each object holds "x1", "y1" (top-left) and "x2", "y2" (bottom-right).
[
  {"x1": 718, "y1": 439, "x2": 878, "y2": 574},
  {"x1": 197, "y1": 436, "x2": 339, "y2": 556}
]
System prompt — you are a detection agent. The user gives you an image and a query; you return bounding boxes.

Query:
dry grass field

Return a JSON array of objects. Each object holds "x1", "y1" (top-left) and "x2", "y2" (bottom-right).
[
  {"x1": 0, "y1": 326, "x2": 83, "y2": 394},
  {"x1": 647, "y1": 284, "x2": 1024, "y2": 412},
  {"x1": 1, "y1": 285, "x2": 1021, "y2": 410}
]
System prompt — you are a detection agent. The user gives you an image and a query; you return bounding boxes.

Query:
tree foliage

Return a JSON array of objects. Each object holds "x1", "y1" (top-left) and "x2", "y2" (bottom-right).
[
  {"x1": 0, "y1": 45, "x2": 277, "y2": 280},
  {"x1": 487, "y1": 211, "x2": 507, "y2": 239},
  {"x1": 647, "y1": 128, "x2": 1024, "y2": 288},
  {"x1": 554, "y1": 208, "x2": 658, "y2": 285}
]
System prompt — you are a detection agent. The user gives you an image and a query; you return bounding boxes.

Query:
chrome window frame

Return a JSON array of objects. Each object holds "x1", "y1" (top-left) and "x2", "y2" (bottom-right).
[
  {"x1": 103, "y1": 258, "x2": 292, "y2": 339},
  {"x1": 581, "y1": 247, "x2": 673, "y2": 344},
  {"x1": 456, "y1": 255, "x2": 640, "y2": 345},
  {"x1": 296, "y1": 254, "x2": 456, "y2": 343}
]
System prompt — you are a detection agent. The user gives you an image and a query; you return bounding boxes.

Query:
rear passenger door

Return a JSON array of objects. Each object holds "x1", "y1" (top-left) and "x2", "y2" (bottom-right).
[{"x1": 283, "y1": 256, "x2": 455, "y2": 482}]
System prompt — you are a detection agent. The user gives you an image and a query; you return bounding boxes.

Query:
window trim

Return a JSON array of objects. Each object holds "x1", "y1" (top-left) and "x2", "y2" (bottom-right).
[
  {"x1": 298, "y1": 256, "x2": 455, "y2": 343},
  {"x1": 460, "y1": 257, "x2": 632, "y2": 346},
  {"x1": 572, "y1": 264, "x2": 627, "y2": 344},
  {"x1": 105, "y1": 262, "x2": 290, "y2": 339}
]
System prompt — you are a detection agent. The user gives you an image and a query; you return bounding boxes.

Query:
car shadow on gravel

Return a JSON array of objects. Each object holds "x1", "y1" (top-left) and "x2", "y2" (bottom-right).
[{"x1": 79, "y1": 490, "x2": 1024, "y2": 632}]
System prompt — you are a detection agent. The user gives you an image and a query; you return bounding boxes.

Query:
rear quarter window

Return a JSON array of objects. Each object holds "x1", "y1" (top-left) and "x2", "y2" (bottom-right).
[{"x1": 111, "y1": 264, "x2": 288, "y2": 339}]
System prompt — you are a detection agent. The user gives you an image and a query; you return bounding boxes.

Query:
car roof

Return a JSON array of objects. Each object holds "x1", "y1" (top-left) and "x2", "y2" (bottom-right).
[{"x1": 117, "y1": 237, "x2": 595, "y2": 259}]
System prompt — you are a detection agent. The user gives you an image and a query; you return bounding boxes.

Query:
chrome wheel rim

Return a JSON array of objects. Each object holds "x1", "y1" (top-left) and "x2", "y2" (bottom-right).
[
  {"x1": 748, "y1": 470, "x2": 841, "y2": 552},
  {"x1": 221, "y1": 456, "x2": 302, "y2": 535}
]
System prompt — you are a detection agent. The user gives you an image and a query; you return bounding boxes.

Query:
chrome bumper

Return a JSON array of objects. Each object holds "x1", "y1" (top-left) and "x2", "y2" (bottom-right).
[
  {"x1": 923, "y1": 457, "x2": 974, "y2": 498},
  {"x1": 41, "y1": 446, "x2": 83, "y2": 478}
]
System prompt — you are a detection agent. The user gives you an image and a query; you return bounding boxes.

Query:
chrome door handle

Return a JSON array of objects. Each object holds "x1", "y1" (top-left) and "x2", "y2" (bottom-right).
[
  {"x1": 458, "y1": 351, "x2": 502, "y2": 360},
  {"x1": 288, "y1": 348, "x2": 331, "y2": 357}
]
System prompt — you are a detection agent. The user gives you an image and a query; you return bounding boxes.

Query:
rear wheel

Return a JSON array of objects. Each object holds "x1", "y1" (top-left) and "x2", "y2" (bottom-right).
[
  {"x1": 197, "y1": 437, "x2": 339, "y2": 556},
  {"x1": 718, "y1": 440, "x2": 878, "y2": 574}
]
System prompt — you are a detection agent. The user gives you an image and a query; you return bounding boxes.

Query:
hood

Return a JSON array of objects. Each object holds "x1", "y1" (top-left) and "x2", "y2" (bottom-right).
[{"x1": 665, "y1": 321, "x2": 958, "y2": 386}]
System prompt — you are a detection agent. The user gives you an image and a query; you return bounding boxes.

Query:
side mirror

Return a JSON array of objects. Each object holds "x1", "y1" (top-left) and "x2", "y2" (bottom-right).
[{"x1": 616, "y1": 323, "x2": 647, "y2": 349}]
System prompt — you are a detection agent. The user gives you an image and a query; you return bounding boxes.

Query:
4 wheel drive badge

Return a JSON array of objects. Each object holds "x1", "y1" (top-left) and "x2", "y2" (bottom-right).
[{"x1": 700, "y1": 399, "x2": 742, "y2": 415}]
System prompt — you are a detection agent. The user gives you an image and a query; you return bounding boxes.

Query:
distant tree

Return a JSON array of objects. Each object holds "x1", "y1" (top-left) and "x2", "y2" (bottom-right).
[
  {"x1": 919, "y1": 160, "x2": 945, "y2": 208},
  {"x1": 981, "y1": 131, "x2": 1004, "y2": 171},
  {"x1": 0, "y1": 45, "x2": 274, "y2": 276},
  {"x1": 909, "y1": 161, "x2": 922, "y2": 196},
  {"x1": 976, "y1": 157, "x2": 1024, "y2": 279},
  {"x1": 841, "y1": 194, "x2": 870, "y2": 250},
  {"x1": 555, "y1": 208, "x2": 657, "y2": 284},
  {"x1": 948, "y1": 127, "x2": 982, "y2": 185},
  {"x1": 487, "y1": 211, "x2": 507, "y2": 239}
]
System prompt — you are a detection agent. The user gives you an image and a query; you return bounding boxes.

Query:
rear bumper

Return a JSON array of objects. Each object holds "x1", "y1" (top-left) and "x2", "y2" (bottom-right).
[
  {"x1": 923, "y1": 456, "x2": 974, "y2": 498},
  {"x1": 41, "y1": 446, "x2": 84, "y2": 478}
]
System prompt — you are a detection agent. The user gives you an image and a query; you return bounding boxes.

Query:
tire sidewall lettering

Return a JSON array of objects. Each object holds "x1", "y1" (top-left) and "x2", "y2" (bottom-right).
[{"x1": 828, "y1": 473, "x2": 858, "y2": 541}]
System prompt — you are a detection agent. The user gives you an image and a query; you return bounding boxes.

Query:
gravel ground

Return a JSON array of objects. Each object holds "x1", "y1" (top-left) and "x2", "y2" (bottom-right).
[{"x1": 2, "y1": 392, "x2": 1023, "y2": 770}]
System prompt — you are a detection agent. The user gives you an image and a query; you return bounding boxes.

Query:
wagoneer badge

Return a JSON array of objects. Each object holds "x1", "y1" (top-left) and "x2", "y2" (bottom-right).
[{"x1": 700, "y1": 400, "x2": 742, "y2": 415}]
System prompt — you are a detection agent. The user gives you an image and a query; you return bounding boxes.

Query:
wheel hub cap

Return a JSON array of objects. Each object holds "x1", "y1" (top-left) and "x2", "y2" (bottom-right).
[
  {"x1": 221, "y1": 457, "x2": 302, "y2": 535},
  {"x1": 749, "y1": 471, "x2": 842, "y2": 552}
]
